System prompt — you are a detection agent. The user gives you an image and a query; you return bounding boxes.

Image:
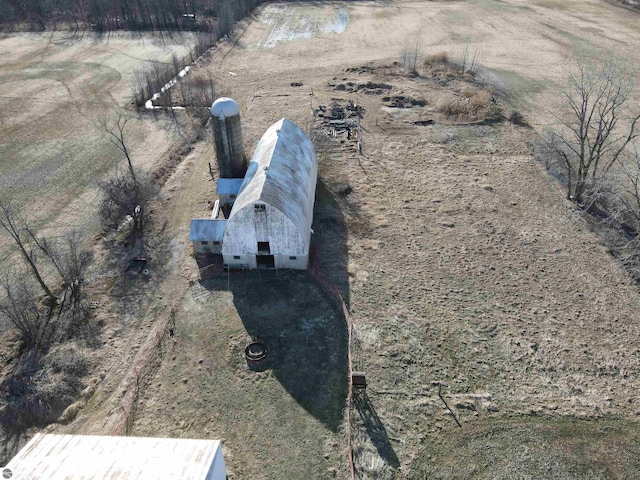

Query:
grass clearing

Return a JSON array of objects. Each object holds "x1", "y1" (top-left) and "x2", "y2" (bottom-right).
[
  {"x1": 131, "y1": 268, "x2": 349, "y2": 479},
  {"x1": 410, "y1": 416, "x2": 640, "y2": 479},
  {"x1": 6, "y1": 0, "x2": 640, "y2": 478}
]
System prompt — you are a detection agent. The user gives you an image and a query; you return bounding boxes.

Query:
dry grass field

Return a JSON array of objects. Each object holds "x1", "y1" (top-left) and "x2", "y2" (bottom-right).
[
  {"x1": 4, "y1": 0, "x2": 640, "y2": 479},
  {"x1": 0, "y1": 31, "x2": 196, "y2": 244}
]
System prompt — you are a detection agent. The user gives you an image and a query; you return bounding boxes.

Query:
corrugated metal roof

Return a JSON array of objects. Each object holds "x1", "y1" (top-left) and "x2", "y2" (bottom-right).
[
  {"x1": 216, "y1": 178, "x2": 244, "y2": 195},
  {"x1": 189, "y1": 219, "x2": 227, "y2": 241},
  {"x1": 229, "y1": 118, "x2": 317, "y2": 247},
  {"x1": 5, "y1": 434, "x2": 223, "y2": 479}
]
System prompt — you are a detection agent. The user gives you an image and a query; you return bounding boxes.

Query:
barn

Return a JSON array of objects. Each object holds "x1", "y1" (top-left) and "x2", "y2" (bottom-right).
[
  {"x1": 4, "y1": 433, "x2": 227, "y2": 480},
  {"x1": 221, "y1": 118, "x2": 317, "y2": 270}
]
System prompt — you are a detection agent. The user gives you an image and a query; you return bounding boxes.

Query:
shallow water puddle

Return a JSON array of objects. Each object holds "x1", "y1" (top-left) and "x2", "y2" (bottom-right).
[{"x1": 257, "y1": 4, "x2": 349, "y2": 48}]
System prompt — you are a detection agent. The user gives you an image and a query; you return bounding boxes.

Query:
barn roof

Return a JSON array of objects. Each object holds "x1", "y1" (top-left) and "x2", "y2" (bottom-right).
[
  {"x1": 229, "y1": 118, "x2": 317, "y2": 247},
  {"x1": 189, "y1": 219, "x2": 227, "y2": 242},
  {"x1": 216, "y1": 178, "x2": 244, "y2": 195},
  {"x1": 5, "y1": 433, "x2": 225, "y2": 480}
]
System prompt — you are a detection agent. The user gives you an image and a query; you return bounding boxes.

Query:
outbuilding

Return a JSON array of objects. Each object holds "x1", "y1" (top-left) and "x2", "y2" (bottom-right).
[
  {"x1": 221, "y1": 118, "x2": 317, "y2": 270},
  {"x1": 5, "y1": 433, "x2": 227, "y2": 480}
]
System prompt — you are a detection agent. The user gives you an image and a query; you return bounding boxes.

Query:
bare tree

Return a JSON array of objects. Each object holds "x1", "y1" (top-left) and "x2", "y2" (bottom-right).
[
  {"x1": 0, "y1": 196, "x2": 94, "y2": 347},
  {"x1": 546, "y1": 59, "x2": 640, "y2": 204},
  {"x1": 0, "y1": 269, "x2": 54, "y2": 348},
  {"x1": 98, "y1": 113, "x2": 138, "y2": 187},
  {"x1": 0, "y1": 199, "x2": 56, "y2": 303},
  {"x1": 32, "y1": 231, "x2": 93, "y2": 325},
  {"x1": 401, "y1": 33, "x2": 421, "y2": 74},
  {"x1": 96, "y1": 113, "x2": 159, "y2": 237},
  {"x1": 616, "y1": 148, "x2": 640, "y2": 230}
]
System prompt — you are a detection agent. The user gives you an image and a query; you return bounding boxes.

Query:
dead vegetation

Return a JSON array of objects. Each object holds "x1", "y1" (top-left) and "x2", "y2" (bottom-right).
[
  {"x1": 0, "y1": 345, "x2": 89, "y2": 461},
  {"x1": 436, "y1": 86, "x2": 494, "y2": 121},
  {"x1": 536, "y1": 58, "x2": 640, "y2": 282}
]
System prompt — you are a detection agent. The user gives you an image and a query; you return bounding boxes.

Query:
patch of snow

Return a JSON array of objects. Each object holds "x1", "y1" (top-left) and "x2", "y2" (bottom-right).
[
  {"x1": 144, "y1": 63, "x2": 191, "y2": 110},
  {"x1": 257, "y1": 5, "x2": 349, "y2": 48}
]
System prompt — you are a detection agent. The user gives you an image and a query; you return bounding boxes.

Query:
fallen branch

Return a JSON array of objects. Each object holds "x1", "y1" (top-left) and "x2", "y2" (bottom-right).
[{"x1": 438, "y1": 383, "x2": 462, "y2": 428}]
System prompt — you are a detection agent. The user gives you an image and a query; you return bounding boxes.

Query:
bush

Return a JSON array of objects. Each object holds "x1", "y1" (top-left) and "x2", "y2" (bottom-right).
[
  {"x1": 45, "y1": 345, "x2": 89, "y2": 376},
  {"x1": 98, "y1": 172, "x2": 159, "y2": 231},
  {"x1": 437, "y1": 87, "x2": 492, "y2": 119},
  {"x1": 424, "y1": 51, "x2": 449, "y2": 65},
  {"x1": 508, "y1": 109, "x2": 526, "y2": 125},
  {"x1": 0, "y1": 347, "x2": 88, "y2": 435}
]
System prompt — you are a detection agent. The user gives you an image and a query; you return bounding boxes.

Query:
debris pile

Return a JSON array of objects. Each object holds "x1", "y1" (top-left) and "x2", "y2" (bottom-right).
[
  {"x1": 383, "y1": 95, "x2": 427, "y2": 108},
  {"x1": 332, "y1": 81, "x2": 392, "y2": 95},
  {"x1": 312, "y1": 100, "x2": 365, "y2": 156}
]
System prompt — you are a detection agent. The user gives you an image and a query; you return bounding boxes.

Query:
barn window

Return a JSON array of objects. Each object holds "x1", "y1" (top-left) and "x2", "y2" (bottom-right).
[
  {"x1": 289, "y1": 256, "x2": 297, "y2": 260},
  {"x1": 201, "y1": 241, "x2": 209, "y2": 245},
  {"x1": 213, "y1": 241, "x2": 220, "y2": 245},
  {"x1": 257, "y1": 242, "x2": 271, "y2": 254},
  {"x1": 254, "y1": 204, "x2": 266, "y2": 211},
  {"x1": 233, "y1": 255, "x2": 241, "y2": 259}
]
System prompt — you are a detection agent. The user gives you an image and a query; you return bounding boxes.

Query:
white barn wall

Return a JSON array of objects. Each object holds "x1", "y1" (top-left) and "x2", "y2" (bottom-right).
[
  {"x1": 222, "y1": 202, "x2": 308, "y2": 269},
  {"x1": 206, "y1": 446, "x2": 227, "y2": 480},
  {"x1": 194, "y1": 241, "x2": 222, "y2": 255}
]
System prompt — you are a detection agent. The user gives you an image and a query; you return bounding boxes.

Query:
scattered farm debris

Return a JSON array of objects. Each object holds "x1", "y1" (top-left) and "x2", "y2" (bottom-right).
[
  {"x1": 332, "y1": 81, "x2": 392, "y2": 95},
  {"x1": 412, "y1": 119, "x2": 434, "y2": 126},
  {"x1": 345, "y1": 65, "x2": 374, "y2": 75},
  {"x1": 313, "y1": 100, "x2": 365, "y2": 160},
  {"x1": 383, "y1": 95, "x2": 427, "y2": 108}
]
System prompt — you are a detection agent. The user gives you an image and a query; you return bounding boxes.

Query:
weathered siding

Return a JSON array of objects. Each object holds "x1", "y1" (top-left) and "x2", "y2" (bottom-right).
[
  {"x1": 222, "y1": 253, "x2": 308, "y2": 270},
  {"x1": 194, "y1": 240, "x2": 222, "y2": 255},
  {"x1": 190, "y1": 219, "x2": 226, "y2": 254},
  {"x1": 222, "y1": 203, "x2": 305, "y2": 255},
  {"x1": 228, "y1": 119, "x2": 317, "y2": 253},
  {"x1": 216, "y1": 178, "x2": 243, "y2": 208}
]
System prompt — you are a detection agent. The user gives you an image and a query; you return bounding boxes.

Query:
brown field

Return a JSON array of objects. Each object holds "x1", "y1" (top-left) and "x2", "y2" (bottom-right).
[
  {"x1": 0, "y1": 31, "x2": 196, "y2": 242},
  {"x1": 5, "y1": 0, "x2": 640, "y2": 479}
]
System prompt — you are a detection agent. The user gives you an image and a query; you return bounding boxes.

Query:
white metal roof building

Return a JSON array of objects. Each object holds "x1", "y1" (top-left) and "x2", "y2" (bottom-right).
[
  {"x1": 216, "y1": 178, "x2": 244, "y2": 207},
  {"x1": 189, "y1": 219, "x2": 227, "y2": 254},
  {"x1": 189, "y1": 118, "x2": 317, "y2": 270},
  {"x1": 222, "y1": 118, "x2": 317, "y2": 270},
  {"x1": 5, "y1": 433, "x2": 227, "y2": 480}
]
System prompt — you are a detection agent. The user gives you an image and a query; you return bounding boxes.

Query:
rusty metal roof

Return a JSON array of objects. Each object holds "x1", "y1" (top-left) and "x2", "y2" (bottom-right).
[
  {"x1": 228, "y1": 118, "x2": 317, "y2": 248},
  {"x1": 5, "y1": 434, "x2": 225, "y2": 479}
]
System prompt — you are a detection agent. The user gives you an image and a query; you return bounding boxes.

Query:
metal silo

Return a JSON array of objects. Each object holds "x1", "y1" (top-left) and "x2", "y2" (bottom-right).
[{"x1": 211, "y1": 97, "x2": 246, "y2": 178}]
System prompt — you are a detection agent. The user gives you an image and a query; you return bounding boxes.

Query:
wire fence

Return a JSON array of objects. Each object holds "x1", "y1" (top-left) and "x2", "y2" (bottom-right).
[
  {"x1": 308, "y1": 262, "x2": 356, "y2": 480},
  {"x1": 110, "y1": 304, "x2": 174, "y2": 436}
]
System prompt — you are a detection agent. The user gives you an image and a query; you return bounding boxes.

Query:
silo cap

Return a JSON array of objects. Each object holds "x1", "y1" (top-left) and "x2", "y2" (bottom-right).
[{"x1": 211, "y1": 97, "x2": 240, "y2": 118}]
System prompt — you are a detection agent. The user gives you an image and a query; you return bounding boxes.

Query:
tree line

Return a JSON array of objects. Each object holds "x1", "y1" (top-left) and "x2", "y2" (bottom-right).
[
  {"x1": 539, "y1": 58, "x2": 640, "y2": 280},
  {"x1": 0, "y1": 0, "x2": 262, "y2": 32}
]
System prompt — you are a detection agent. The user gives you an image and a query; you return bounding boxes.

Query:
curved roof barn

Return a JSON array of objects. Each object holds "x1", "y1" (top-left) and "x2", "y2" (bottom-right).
[{"x1": 225, "y1": 118, "x2": 317, "y2": 251}]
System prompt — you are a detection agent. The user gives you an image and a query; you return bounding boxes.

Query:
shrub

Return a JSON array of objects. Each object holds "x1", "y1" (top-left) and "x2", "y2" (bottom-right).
[
  {"x1": 437, "y1": 87, "x2": 493, "y2": 119},
  {"x1": 45, "y1": 345, "x2": 89, "y2": 376},
  {"x1": 508, "y1": 109, "x2": 526, "y2": 125},
  {"x1": 0, "y1": 347, "x2": 88, "y2": 434},
  {"x1": 424, "y1": 51, "x2": 449, "y2": 65}
]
